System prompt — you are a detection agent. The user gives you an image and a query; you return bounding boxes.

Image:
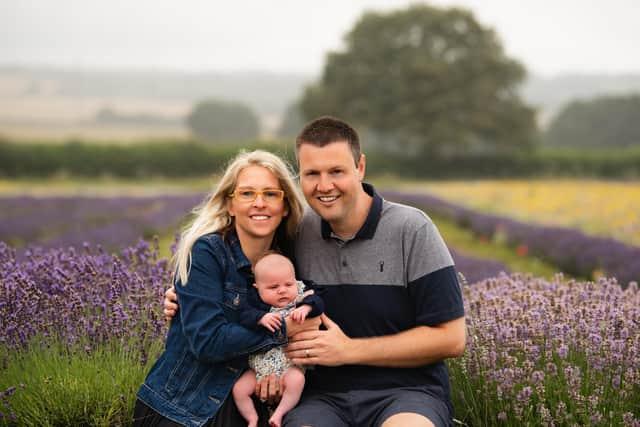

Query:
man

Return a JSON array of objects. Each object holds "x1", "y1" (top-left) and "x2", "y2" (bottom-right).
[{"x1": 165, "y1": 117, "x2": 466, "y2": 427}]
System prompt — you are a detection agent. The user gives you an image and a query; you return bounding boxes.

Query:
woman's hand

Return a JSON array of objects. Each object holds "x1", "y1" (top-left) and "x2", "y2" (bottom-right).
[
  {"x1": 254, "y1": 373, "x2": 284, "y2": 405},
  {"x1": 285, "y1": 315, "x2": 321, "y2": 337},
  {"x1": 163, "y1": 286, "x2": 179, "y2": 321}
]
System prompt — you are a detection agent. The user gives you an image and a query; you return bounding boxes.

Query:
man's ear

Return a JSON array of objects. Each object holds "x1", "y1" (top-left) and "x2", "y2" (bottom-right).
[{"x1": 357, "y1": 153, "x2": 366, "y2": 181}]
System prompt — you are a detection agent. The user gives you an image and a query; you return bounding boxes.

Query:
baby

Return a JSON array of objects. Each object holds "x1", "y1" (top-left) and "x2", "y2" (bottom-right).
[{"x1": 233, "y1": 252, "x2": 323, "y2": 427}]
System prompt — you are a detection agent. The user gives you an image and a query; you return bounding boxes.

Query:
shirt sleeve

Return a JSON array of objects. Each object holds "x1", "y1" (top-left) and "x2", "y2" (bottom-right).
[
  {"x1": 408, "y1": 265, "x2": 464, "y2": 326},
  {"x1": 405, "y1": 220, "x2": 464, "y2": 326}
]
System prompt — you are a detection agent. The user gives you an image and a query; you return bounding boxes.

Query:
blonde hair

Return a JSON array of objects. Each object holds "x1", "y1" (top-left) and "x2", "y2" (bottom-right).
[{"x1": 173, "y1": 150, "x2": 304, "y2": 285}]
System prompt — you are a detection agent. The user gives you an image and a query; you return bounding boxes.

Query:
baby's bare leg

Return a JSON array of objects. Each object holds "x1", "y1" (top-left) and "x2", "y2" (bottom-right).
[
  {"x1": 232, "y1": 369, "x2": 259, "y2": 427},
  {"x1": 268, "y1": 367, "x2": 305, "y2": 427}
]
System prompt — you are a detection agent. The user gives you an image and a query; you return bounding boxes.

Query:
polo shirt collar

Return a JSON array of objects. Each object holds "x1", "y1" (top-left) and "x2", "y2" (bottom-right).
[{"x1": 320, "y1": 183, "x2": 383, "y2": 240}]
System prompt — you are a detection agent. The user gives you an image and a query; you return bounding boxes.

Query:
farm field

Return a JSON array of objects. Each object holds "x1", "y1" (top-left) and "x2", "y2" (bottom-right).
[
  {"x1": 0, "y1": 180, "x2": 522, "y2": 284},
  {"x1": 0, "y1": 177, "x2": 562, "y2": 280},
  {"x1": 1, "y1": 176, "x2": 639, "y2": 425},
  {"x1": 385, "y1": 179, "x2": 640, "y2": 247}
]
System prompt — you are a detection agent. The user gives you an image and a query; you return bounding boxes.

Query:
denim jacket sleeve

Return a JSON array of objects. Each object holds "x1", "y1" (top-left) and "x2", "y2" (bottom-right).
[{"x1": 176, "y1": 238, "x2": 286, "y2": 363}]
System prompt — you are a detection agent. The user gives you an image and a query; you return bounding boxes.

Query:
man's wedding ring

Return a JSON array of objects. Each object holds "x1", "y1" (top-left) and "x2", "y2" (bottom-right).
[{"x1": 305, "y1": 349, "x2": 310, "y2": 358}]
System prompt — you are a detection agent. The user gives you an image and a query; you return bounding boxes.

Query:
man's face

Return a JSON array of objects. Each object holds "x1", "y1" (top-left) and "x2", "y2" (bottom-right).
[{"x1": 297, "y1": 141, "x2": 365, "y2": 228}]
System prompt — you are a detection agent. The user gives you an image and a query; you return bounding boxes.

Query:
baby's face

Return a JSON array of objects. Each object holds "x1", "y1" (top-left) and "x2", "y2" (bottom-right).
[{"x1": 254, "y1": 267, "x2": 298, "y2": 308}]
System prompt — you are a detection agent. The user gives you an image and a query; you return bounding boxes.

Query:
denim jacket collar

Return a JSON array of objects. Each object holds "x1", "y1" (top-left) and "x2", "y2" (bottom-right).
[{"x1": 226, "y1": 231, "x2": 252, "y2": 271}]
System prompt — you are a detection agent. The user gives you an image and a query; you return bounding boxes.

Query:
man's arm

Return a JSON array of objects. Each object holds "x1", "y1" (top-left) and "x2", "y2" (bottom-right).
[{"x1": 286, "y1": 314, "x2": 466, "y2": 367}]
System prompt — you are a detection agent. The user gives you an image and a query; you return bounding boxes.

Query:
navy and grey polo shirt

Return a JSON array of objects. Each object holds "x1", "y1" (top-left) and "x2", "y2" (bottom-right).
[{"x1": 294, "y1": 183, "x2": 464, "y2": 404}]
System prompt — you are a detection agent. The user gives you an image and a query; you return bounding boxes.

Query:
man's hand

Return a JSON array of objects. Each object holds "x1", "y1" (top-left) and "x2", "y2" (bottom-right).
[
  {"x1": 284, "y1": 315, "x2": 321, "y2": 338},
  {"x1": 285, "y1": 314, "x2": 351, "y2": 367},
  {"x1": 290, "y1": 305, "x2": 312, "y2": 323},
  {"x1": 258, "y1": 313, "x2": 282, "y2": 332},
  {"x1": 163, "y1": 286, "x2": 178, "y2": 321},
  {"x1": 254, "y1": 373, "x2": 284, "y2": 405}
]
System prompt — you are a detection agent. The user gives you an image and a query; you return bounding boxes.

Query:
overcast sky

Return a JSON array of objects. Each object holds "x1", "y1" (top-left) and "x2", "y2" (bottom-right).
[{"x1": 2, "y1": 0, "x2": 639, "y2": 76}]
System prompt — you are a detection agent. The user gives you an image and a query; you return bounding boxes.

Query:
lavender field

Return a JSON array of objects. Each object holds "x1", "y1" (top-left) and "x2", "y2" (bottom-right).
[
  {"x1": 0, "y1": 194, "x2": 202, "y2": 252},
  {"x1": 383, "y1": 190, "x2": 640, "y2": 287},
  {"x1": 451, "y1": 273, "x2": 640, "y2": 426},
  {"x1": 1, "y1": 191, "x2": 639, "y2": 425}
]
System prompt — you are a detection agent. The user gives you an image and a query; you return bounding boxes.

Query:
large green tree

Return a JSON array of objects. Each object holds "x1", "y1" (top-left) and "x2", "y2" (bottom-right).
[
  {"x1": 186, "y1": 99, "x2": 259, "y2": 142},
  {"x1": 545, "y1": 95, "x2": 640, "y2": 148},
  {"x1": 300, "y1": 5, "x2": 537, "y2": 155}
]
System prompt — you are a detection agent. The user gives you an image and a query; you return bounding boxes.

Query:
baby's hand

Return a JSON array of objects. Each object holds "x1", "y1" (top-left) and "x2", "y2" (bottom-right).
[
  {"x1": 290, "y1": 305, "x2": 312, "y2": 323},
  {"x1": 259, "y1": 312, "x2": 282, "y2": 332}
]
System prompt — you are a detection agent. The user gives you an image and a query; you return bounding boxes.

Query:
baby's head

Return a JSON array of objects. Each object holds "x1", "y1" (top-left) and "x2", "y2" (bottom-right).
[{"x1": 253, "y1": 252, "x2": 298, "y2": 308}]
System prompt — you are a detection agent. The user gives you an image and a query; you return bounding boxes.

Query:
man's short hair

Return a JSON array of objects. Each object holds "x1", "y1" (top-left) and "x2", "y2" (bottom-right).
[{"x1": 296, "y1": 116, "x2": 361, "y2": 166}]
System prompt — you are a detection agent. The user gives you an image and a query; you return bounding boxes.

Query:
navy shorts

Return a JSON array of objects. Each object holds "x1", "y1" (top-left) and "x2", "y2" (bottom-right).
[{"x1": 282, "y1": 386, "x2": 451, "y2": 427}]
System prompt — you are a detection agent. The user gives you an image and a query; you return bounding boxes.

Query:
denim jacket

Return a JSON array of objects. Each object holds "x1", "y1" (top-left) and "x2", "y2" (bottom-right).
[{"x1": 137, "y1": 232, "x2": 287, "y2": 427}]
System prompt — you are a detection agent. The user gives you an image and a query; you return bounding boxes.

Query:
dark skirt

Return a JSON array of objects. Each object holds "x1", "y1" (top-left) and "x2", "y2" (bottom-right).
[{"x1": 132, "y1": 396, "x2": 271, "y2": 427}]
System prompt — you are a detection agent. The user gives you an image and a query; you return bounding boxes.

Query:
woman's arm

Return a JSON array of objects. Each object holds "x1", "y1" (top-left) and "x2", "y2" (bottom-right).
[{"x1": 176, "y1": 239, "x2": 286, "y2": 363}]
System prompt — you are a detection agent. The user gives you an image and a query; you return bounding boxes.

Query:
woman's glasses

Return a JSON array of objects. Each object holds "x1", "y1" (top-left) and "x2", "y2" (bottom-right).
[{"x1": 229, "y1": 189, "x2": 285, "y2": 203}]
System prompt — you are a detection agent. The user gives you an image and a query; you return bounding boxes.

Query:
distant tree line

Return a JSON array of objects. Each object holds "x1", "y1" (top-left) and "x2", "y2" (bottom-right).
[
  {"x1": 544, "y1": 95, "x2": 640, "y2": 148},
  {"x1": 1, "y1": 140, "x2": 639, "y2": 179}
]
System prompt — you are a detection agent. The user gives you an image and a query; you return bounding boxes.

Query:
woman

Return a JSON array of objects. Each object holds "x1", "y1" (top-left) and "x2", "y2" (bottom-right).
[{"x1": 134, "y1": 150, "x2": 310, "y2": 427}]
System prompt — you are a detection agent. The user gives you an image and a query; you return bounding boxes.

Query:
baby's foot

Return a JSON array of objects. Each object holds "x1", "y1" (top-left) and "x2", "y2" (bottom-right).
[{"x1": 268, "y1": 412, "x2": 283, "y2": 427}]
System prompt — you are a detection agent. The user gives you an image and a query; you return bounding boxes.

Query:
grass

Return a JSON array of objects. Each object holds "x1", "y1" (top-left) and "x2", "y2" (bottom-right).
[{"x1": 0, "y1": 339, "x2": 164, "y2": 426}]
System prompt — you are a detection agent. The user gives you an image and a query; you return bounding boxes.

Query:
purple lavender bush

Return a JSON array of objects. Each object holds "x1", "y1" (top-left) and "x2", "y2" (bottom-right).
[
  {"x1": 382, "y1": 190, "x2": 640, "y2": 286},
  {"x1": 0, "y1": 239, "x2": 169, "y2": 353},
  {"x1": 0, "y1": 239, "x2": 170, "y2": 425},
  {"x1": 449, "y1": 273, "x2": 640, "y2": 426}
]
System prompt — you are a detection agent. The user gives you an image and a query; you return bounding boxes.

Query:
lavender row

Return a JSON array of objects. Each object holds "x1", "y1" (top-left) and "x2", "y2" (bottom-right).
[
  {"x1": 0, "y1": 239, "x2": 169, "y2": 355},
  {"x1": 0, "y1": 194, "x2": 202, "y2": 252},
  {"x1": 451, "y1": 273, "x2": 640, "y2": 425},
  {"x1": 382, "y1": 190, "x2": 640, "y2": 286},
  {"x1": 449, "y1": 248, "x2": 509, "y2": 285}
]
